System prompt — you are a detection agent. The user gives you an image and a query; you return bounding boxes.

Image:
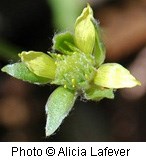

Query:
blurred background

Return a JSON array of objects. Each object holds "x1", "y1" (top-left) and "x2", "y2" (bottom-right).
[{"x1": 0, "y1": 0, "x2": 146, "y2": 141}]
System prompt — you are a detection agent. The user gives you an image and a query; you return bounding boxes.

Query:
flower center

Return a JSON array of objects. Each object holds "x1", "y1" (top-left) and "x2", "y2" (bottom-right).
[{"x1": 52, "y1": 52, "x2": 96, "y2": 90}]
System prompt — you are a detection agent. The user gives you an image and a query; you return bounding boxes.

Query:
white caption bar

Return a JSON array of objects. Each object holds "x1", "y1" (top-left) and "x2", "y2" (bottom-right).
[{"x1": 0, "y1": 142, "x2": 145, "y2": 163}]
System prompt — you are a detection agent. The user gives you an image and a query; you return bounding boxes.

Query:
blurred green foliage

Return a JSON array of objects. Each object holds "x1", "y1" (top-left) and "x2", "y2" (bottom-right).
[
  {"x1": 48, "y1": 0, "x2": 87, "y2": 31},
  {"x1": 0, "y1": 40, "x2": 20, "y2": 61}
]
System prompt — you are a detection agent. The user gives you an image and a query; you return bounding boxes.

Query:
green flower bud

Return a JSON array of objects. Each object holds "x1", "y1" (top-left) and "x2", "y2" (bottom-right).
[
  {"x1": 19, "y1": 51, "x2": 56, "y2": 79},
  {"x1": 94, "y1": 63, "x2": 141, "y2": 89},
  {"x1": 74, "y1": 4, "x2": 95, "y2": 55}
]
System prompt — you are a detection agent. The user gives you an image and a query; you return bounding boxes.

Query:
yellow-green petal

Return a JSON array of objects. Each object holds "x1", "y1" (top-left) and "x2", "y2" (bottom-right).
[
  {"x1": 19, "y1": 51, "x2": 56, "y2": 79},
  {"x1": 94, "y1": 63, "x2": 141, "y2": 89},
  {"x1": 74, "y1": 4, "x2": 95, "y2": 55}
]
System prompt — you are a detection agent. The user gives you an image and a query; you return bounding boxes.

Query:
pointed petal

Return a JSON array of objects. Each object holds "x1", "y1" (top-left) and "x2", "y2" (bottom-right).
[
  {"x1": 74, "y1": 4, "x2": 95, "y2": 55},
  {"x1": 19, "y1": 51, "x2": 56, "y2": 79},
  {"x1": 94, "y1": 63, "x2": 141, "y2": 89}
]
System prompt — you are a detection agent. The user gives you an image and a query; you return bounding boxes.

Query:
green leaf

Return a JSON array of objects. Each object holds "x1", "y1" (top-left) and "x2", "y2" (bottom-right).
[
  {"x1": 19, "y1": 51, "x2": 56, "y2": 79},
  {"x1": 45, "y1": 86, "x2": 77, "y2": 136},
  {"x1": 53, "y1": 32, "x2": 78, "y2": 55},
  {"x1": 84, "y1": 86, "x2": 114, "y2": 101},
  {"x1": 92, "y1": 20, "x2": 106, "y2": 67},
  {"x1": 94, "y1": 63, "x2": 141, "y2": 89},
  {"x1": 74, "y1": 4, "x2": 95, "y2": 55},
  {"x1": 1, "y1": 62, "x2": 50, "y2": 84}
]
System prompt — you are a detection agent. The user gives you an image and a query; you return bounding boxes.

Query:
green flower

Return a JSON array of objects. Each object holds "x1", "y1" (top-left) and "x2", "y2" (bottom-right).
[{"x1": 1, "y1": 4, "x2": 140, "y2": 136}]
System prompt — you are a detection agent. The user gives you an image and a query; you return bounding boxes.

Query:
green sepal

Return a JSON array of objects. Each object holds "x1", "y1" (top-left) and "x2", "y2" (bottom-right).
[
  {"x1": 1, "y1": 62, "x2": 50, "y2": 84},
  {"x1": 84, "y1": 86, "x2": 114, "y2": 101},
  {"x1": 94, "y1": 63, "x2": 141, "y2": 89},
  {"x1": 53, "y1": 32, "x2": 78, "y2": 55},
  {"x1": 45, "y1": 86, "x2": 77, "y2": 136},
  {"x1": 92, "y1": 19, "x2": 106, "y2": 67}
]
